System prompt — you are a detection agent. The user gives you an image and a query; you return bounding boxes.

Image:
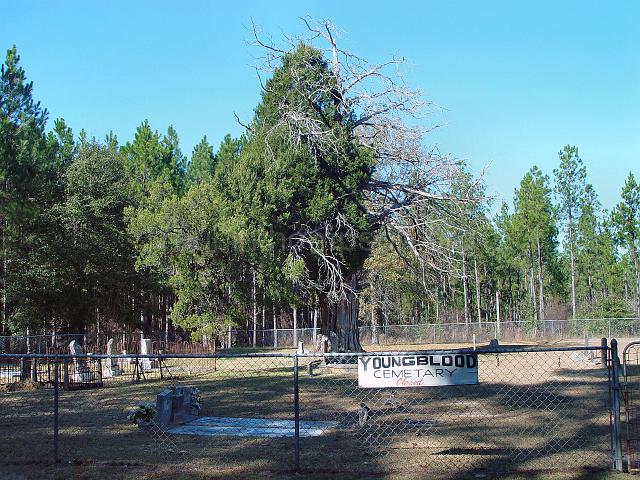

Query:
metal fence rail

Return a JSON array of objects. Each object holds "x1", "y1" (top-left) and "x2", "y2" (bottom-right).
[
  {"x1": 0, "y1": 344, "x2": 620, "y2": 477},
  {"x1": 3, "y1": 318, "x2": 639, "y2": 354}
]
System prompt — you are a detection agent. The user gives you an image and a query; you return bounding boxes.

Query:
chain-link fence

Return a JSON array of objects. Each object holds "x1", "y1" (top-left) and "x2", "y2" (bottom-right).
[
  {"x1": 4, "y1": 319, "x2": 638, "y2": 354},
  {"x1": 226, "y1": 318, "x2": 640, "y2": 349},
  {"x1": 623, "y1": 341, "x2": 640, "y2": 472},
  {"x1": 0, "y1": 344, "x2": 620, "y2": 478},
  {"x1": 0, "y1": 332, "x2": 212, "y2": 355}
]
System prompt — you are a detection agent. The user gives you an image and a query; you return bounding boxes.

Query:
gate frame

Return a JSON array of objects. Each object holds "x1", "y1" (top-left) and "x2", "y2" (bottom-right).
[{"x1": 621, "y1": 339, "x2": 640, "y2": 472}]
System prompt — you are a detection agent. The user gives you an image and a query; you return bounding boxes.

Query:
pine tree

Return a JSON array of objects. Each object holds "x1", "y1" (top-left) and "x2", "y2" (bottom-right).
[
  {"x1": 613, "y1": 173, "x2": 640, "y2": 314},
  {"x1": 510, "y1": 167, "x2": 559, "y2": 322},
  {"x1": 554, "y1": 145, "x2": 586, "y2": 318},
  {"x1": 186, "y1": 135, "x2": 215, "y2": 186},
  {"x1": 0, "y1": 45, "x2": 54, "y2": 334}
]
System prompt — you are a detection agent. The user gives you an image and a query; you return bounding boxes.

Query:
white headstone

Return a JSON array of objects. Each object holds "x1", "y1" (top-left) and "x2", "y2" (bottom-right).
[
  {"x1": 297, "y1": 341, "x2": 305, "y2": 355},
  {"x1": 140, "y1": 338, "x2": 153, "y2": 371},
  {"x1": 69, "y1": 339, "x2": 83, "y2": 356},
  {"x1": 102, "y1": 338, "x2": 120, "y2": 378},
  {"x1": 68, "y1": 340, "x2": 91, "y2": 382}
]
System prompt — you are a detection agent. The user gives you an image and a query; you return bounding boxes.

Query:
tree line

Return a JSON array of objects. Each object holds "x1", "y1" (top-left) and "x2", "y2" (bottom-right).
[{"x1": 1, "y1": 23, "x2": 639, "y2": 349}]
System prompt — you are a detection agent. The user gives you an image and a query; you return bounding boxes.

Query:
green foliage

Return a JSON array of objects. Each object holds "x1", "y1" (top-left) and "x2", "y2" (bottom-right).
[
  {"x1": 127, "y1": 403, "x2": 156, "y2": 424},
  {"x1": 56, "y1": 141, "x2": 143, "y2": 330},
  {"x1": 554, "y1": 145, "x2": 586, "y2": 225},
  {"x1": 1, "y1": 45, "x2": 60, "y2": 333},
  {"x1": 1, "y1": 43, "x2": 638, "y2": 342},
  {"x1": 121, "y1": 121, "x2": 185, "y2": 202},
  {"x1": 230, "y1": 44, "x2": 373, "y2": 283},
  {"x1": 186, "y1": 136, "x2": 215, "y2": 186}
]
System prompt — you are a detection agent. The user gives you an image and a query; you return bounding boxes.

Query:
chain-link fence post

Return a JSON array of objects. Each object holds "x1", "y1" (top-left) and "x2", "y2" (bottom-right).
[
  {"x1": 293, "y1": 354, "x2": 300, "y2": 473},
  {"x1": 53, "y1": 356, "x2": 60, "y2": 463},
  {"x1": 610, "y1": 339, "x2": 623, "y2": 471}
]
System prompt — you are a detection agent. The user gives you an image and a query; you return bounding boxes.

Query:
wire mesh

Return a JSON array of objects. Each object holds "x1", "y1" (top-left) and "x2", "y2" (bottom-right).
[
  {"x1": 226, "y1": 319, "x2": 640, "y2": 348},
  {"x1": 297, "y1": 348, "x2": 610, "y2": 476},
  {"x1": 0, "y1": 345, "x2": 614, "y2": 478},
  {"x1": 623, "y1": 341, "x2": 640, "y2": 472}
]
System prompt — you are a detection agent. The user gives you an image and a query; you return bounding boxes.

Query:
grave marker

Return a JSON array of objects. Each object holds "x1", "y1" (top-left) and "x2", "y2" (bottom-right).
[
  {"x1": 155, "y1": 386, "x2": 198, "y2": 428},
  {"x1": 140, "y1": 338, "x2": 153, "y2": 371},
  {"x1": 102, "y1": 338, "x2": 120, "y2": 378},
  {"x1": 68, "y1": 340, "x2": 91, "y2": 382}
]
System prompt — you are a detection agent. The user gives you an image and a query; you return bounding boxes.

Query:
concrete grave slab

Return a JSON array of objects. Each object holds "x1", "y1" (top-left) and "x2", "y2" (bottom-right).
[{"x1": 169, "y1": 416, "x2": 339, "y2": 438}]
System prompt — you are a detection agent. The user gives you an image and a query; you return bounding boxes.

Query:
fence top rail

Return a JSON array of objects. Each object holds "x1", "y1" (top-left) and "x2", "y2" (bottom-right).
[{"x1": 0, "y1": 345, "x2": 607, "y2": 360}]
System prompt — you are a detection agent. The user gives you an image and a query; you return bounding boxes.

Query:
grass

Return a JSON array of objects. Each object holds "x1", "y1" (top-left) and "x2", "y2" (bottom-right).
[{"x1": 0, "y1": 340, "x2": 629, "y2": 479}]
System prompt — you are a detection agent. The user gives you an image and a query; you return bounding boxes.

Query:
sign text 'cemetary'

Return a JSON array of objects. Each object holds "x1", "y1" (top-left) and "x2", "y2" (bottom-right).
[{"x1": 357, "y1": 353, "x2": 479, "y2": 388}]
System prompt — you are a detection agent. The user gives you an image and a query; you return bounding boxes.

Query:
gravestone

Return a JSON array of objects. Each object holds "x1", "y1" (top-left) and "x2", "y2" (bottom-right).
[
  {"x1": 297, "y1": 341, "x2": 305, "y2": 354},
  {"x1": 155, "y1": 386, "x2": 198, "y2": 428},
  {"x1": 328, "y1": 332, "x2": 339, "y2": 353},
  {"x1": 156, "y1": 390, "x2": 173, "y2": 426},
  {"x1": 314, "y1": 334, "x2": 329, "y2": 353},
  {"x1": 119, "y1": 348, "x2": 130, "y2": 371},
  {"x1": 102, "y1": 338, "x2": 120, "y2": 378},
  {"x1": 69, "y1": 340, "x2": 91, "y2": 382},
  {"x1": 488, "y1": 338, "x2": 500, "y2": 349},
  {"x1": 140, "y1": 338, "x2": 153, "y2": 371}
]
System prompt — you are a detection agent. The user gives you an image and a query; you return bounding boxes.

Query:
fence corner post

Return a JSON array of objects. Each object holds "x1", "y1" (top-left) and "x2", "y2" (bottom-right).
[
  {"x1": 293, "y1": 354, "x2": 300, "y2": 473},
  {"x1": 610, "y1": 339, "x2": 624, "y2": 471}
]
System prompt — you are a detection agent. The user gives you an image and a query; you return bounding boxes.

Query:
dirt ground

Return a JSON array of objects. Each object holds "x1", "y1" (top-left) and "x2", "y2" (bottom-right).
[{"x1": 0, "y1": 339, "x2": 632, "y2": 480}]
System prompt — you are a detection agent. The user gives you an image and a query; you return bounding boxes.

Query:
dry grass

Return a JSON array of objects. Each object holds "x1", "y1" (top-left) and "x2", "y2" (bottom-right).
[{"x1": 0, "y1": 340, "x2": 628, "y2": 480}]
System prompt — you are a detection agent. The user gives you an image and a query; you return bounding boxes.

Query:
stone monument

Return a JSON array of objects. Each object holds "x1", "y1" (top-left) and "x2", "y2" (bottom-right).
[
  {"x1": 140, "y1": 338, "x2": 153, "y2": 371},
  {"x1": 68, "y1": 340, "x2": 91, "y2": 382},
  {"x1": 102, "y1": 338, "x2": 120, "y2": 378},
  {"x1": 155, "y1": 386, "x2": 198, "y2": 428}
]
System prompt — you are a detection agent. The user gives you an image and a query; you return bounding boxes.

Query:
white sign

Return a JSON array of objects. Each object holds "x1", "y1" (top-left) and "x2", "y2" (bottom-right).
[{"x1": 357, "y1": 353, "x2": 479, "y2": 388}]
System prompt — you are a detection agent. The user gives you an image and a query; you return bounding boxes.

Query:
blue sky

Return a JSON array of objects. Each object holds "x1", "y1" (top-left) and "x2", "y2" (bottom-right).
[{"x1": 2, "y1": 1, "x2": 638, "y2": 214}]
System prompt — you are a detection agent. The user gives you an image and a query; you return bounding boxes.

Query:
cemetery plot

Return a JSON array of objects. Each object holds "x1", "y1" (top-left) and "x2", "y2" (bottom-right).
[{"x1": 0, "y1": 348, "x2": 612, "y2": 479}]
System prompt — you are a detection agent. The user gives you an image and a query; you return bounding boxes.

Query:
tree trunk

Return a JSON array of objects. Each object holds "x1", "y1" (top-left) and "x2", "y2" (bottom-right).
[
  {"x1": 528, "y1": 244, "x2": 538, "y2": 321},
  {"x1": 474, "y1": 257, "x2": 481, "y2": 324},
  {"x1": 371, "y1": 279, "x2": 379, "y2": 345},
  {"x1": 252, "y1": 270, "x2": 257, "y2": 348},
  {"x1": 1, "y1": 244, "x2": 6, "y2": 335},
  {"x1": 312, "y1": 303, "x2": 318, "y2": 345},
  {"x1": 462, "y1": 247, "x2": 469, "y2": 323},
  {"x1": 292, "y1": 306, "x2": 298, "y2": 346},
  {"x1": 261, "y1": 295, "x2": 266, "y2": 347},
  {"x1": 536, "y1": 236, "x2": 545, "y2": 320},
  {"x1": 272, "y1": 304, "x2": 278, "y2": 348},
  {"x1": 319, "y1": 273, "x2": 363, "y2": 352},
  {"x1": 568, "y1": 216, "x2": 577, "y2": 318}
]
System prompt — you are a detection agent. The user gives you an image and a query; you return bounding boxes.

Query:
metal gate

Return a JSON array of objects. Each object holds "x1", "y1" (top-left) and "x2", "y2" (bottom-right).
[{"x1": 622, "y1": 341, "x2": 640, "y2": 472}]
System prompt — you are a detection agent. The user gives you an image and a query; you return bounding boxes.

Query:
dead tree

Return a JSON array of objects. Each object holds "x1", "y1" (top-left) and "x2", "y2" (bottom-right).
[{"x1": 248, "y1": 18, "x2": 479, "y2": 350}]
